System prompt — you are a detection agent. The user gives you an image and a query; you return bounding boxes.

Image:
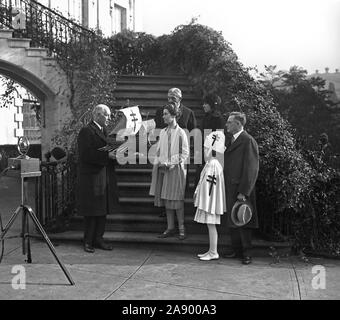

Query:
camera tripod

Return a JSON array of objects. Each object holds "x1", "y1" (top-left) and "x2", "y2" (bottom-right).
[{"x1": 0, "y1": 175, "x2": 75, "y2": 286}]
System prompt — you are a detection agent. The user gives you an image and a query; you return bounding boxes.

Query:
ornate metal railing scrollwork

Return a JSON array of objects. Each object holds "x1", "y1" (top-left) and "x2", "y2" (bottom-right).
[{"x1": 0, "y1": 0, "x2": 96, "y2": 59}]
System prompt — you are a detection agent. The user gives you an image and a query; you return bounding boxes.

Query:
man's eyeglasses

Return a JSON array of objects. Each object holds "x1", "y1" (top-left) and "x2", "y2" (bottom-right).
[{"x1": 168, "y1": 96, "x2": 180, "y2": 103}]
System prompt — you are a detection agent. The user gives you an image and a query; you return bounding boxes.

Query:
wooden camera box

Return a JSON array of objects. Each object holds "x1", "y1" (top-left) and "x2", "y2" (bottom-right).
[{"x1": 8, "y1": 158, "x2": 41, "y2": 178}]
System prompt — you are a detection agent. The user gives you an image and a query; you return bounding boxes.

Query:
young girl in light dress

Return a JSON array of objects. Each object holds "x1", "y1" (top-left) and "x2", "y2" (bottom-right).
[{"x1": 194, "y1": 131, "x2": 226, "y2": 261}]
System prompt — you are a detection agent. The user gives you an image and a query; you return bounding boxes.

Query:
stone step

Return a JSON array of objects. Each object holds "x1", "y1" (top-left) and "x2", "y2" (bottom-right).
[
  {"x1": 114, "y1": 99, "x2": 203, "y2": 110},
  {"x1": 118, "y1": 190, "x2": 195, "y2": 199},
  {"x1": 70, "y1": 213, "x2": 205, "y2": 234},
  {"x1": 115, "y1": 98, "x2": 202, "y2": 106},
  {"x1": 8, "y1": 38, "x2": 31, "y2": 48},
  {"x1": 118, "y1": 75, "x2": 189, "y2": 85},
  {"x1": 114, "y1": 91, "x2": 201, "y2": 101},
  {"x1": 26, "y1": 47, "x2": 48, "y2": 58},
  {"x1": 118, "y1": 197, "x2": 196, "y2": 210},
  {"x1": 117, "y1": 174, "x2": 198, "y2": 185},
  {"x1": 115, "y1": 84, "x2": 197, "y2": 93},
  {"x1": 117, "y1": 181, "x2": 196, "y2": 189},
  {"x1": 116, "y1": 167, "x2": 197, "y2": 174},
  {"x1": 113, "y1": 104, "x2": 204, "y2": 120},
  {"x1": 40, "y1": 230, "x2": 291, "y2": 255},
  {"x1": 0, "y1": 29, "x2": 13, "y2": 39}
]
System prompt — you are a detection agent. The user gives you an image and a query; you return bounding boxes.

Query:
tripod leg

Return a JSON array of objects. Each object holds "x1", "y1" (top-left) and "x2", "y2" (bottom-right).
[
  {"x1": 0, "y1": 207, "x2": 22, "y2": 242},
  {"x1": 22, "y1": 207, "x2": 26, "y2": 256},
  {"x1": 25, "y1": 206, "x2": 75, "y2": 286},
  {"x1": 23, "y1": 208, "x2": 32, "y2": 264}
]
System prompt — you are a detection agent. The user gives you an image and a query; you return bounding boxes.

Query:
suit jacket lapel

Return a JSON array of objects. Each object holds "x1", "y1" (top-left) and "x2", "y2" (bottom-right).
[
  {"x1": 226, "y1": 131, "x2": 247, "y2": 153},
  {"x1": 89, "y1": 121, "x2": 107, "y2": 142}
]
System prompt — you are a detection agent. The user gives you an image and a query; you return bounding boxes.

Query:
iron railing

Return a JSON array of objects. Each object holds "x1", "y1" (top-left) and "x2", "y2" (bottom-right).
[
  {"x1": 35, "y1": 159, "x2": 77, "y2": 232},
  {"x1": 0, "y1": 0, "x2": 96, "y2": 59}
]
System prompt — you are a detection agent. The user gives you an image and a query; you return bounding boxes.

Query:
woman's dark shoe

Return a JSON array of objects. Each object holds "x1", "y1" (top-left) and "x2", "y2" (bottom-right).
[
  {"x1": 242, "y1": 256, "x2": 253, "y2": 265},
  {"x1": 158, "y1": 229, "x2": 176, "y2": 238},
  {"x1": 178, "y1": 229, "x2": 187, "y2": 240}
]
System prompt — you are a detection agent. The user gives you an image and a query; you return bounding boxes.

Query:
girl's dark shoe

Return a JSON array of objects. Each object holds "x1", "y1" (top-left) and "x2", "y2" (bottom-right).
[{"x1": 158, "y1": 229, "x2": 176, "y2": 238}]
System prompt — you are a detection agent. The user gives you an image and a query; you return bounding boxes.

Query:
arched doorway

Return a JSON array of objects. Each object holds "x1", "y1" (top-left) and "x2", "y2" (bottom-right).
[
  {"x1": 0, "y1": 74, "x2": 42, "y2": 168},
  {"x1": 0, "y1": 56, "x2": 72, "y2": 159}
]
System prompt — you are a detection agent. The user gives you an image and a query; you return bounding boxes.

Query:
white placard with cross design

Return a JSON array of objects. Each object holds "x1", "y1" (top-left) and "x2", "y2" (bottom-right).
[
  {"x1": 204, "y1": 131, "x2": 226, "y2": 154},
  {"x1": 119, "y1": 106, "x2": 142, "y2": 136}
]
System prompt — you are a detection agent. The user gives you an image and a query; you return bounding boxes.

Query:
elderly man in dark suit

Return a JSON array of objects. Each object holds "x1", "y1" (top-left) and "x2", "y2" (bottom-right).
[
  {"x1": 223, "y1": 112, "x2": 259, "y2": 265},
  {"x1": 77, "y1": 104, "x2": 119, "y2": 253},
  {"x1": 155, "y1": 88, "x2": 197, "y2": 132}
]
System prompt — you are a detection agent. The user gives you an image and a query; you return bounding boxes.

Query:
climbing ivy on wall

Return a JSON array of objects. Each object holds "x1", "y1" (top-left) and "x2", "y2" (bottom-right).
[{"x1": 51, "y1": 34, "x2": 118, "y2": 154}]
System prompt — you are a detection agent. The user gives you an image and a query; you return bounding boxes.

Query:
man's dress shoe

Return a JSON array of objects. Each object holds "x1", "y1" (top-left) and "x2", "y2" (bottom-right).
[
  {"x1": 242, "y1": 256, "x2": 252, "y2": 265},
  {"x1": 84, "y1": 244, "x2": 95, "y2": 253},
  {"x1": 95, "y1": 242, "x2": 113, "y2": 251},
  {"x1": 222, "y1": 251, "x2": 239, "y2": 259}
]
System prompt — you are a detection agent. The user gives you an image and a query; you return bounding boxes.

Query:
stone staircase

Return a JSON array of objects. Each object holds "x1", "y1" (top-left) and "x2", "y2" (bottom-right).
[
  {"x1": 0, "y1": 29, "x2": 55, "y2": 61},
  {"x1": 113, "y1": 74, "x2": 203, "y2": 231},
  {"x1": 113, "y1": 74, "x2": 205, "y2": 118},
  {"x1": 70, "y1": 75, "x2": 206, "y2": 238}
]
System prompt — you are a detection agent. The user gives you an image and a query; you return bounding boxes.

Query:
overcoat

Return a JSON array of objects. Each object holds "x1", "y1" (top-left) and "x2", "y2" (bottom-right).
[
  {"x1": 223, "y1": 131, "x2": 259, "y2": 229},
  {"x1": 77, "y1": 121, "x2": 119, "y2": 217}
]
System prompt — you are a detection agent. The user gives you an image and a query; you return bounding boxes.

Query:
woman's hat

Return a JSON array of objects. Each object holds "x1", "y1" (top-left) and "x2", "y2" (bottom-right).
[{"x1": 231, "y1": 200, "x2": 253, "y2": 227}]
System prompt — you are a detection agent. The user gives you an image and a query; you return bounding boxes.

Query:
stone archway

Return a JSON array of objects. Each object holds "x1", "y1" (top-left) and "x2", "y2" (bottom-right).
[{"x1": 0, "y1": 29, "x2": 72, "y2": 157}]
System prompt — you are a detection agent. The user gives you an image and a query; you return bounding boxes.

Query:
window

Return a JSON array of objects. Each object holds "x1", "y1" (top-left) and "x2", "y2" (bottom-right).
[
  {"x1": 22, "y1": 100, "x2": 41, "y2": 144},
  {"x1": 114, "y1": 4, "x2": 127, "y2": 34}
]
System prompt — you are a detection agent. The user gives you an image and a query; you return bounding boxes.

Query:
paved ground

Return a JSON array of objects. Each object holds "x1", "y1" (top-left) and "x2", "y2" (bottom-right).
[{"x1": 1, "y1": 175, "x2": 340, "y2": 301}]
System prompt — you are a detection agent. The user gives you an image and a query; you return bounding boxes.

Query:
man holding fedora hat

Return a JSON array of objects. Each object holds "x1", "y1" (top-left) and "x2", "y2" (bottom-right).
[{"x1": 223, "y1": 112, "x2": 259, "y2": 265}]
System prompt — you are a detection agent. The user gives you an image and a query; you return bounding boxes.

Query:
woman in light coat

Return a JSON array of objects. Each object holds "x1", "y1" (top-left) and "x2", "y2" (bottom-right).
[{"x1": 150, "y1": 103, "x2": 189, "y2": 240}]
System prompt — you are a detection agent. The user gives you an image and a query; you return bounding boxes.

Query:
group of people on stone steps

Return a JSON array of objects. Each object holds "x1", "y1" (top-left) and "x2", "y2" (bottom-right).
[{"x1": 77, "y1": 87, "x2": 259, "y2": 266}]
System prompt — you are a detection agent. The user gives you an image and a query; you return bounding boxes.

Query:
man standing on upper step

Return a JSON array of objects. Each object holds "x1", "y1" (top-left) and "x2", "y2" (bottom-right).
[{"x1": 155, "y1": 88, "x2": 197, "y2": 132}]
